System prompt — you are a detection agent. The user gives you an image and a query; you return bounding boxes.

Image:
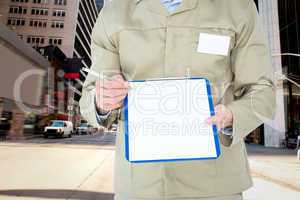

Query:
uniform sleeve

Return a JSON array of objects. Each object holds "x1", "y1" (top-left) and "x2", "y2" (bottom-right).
[
  {"x1": 79, "y1": 4, "x2": 120, "y2": 128},
  {"x1": 225, "y1": 1, "x2": 276, "y2": 147}
]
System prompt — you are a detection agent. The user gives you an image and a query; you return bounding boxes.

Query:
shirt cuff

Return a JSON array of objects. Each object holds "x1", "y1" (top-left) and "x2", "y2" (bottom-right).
[
  {"x1": 94, "y1": 93, "x2": 111, "y2": 123},
  {"x1": 220, "y1": 127, "x2": 233, "y2": 137}
]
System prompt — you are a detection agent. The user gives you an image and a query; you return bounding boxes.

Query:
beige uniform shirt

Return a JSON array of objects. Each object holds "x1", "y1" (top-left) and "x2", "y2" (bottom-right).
[{"x1": 79, "y1": 0, "x2": 276, "y2": 199}]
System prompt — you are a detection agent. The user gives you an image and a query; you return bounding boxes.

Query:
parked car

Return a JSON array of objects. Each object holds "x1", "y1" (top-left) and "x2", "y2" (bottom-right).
[
  {"x1": 76, "y1": 123, "x2": 94, "y2": 135},
  {"x1": 44, "y1": 120, "x2": 73, "y2": 138}
]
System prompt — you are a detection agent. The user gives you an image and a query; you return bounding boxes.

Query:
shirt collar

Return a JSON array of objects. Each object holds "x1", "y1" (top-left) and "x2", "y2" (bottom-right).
[
  {"x1": 161, "y1": 0, "x2": 182, "y2": 3},
  {"x1": 137, "y1": 0, "x2": 198, "y2": 16},
  {"x1": 136, "y1": 0, "x2": 182, "y2": 3}
]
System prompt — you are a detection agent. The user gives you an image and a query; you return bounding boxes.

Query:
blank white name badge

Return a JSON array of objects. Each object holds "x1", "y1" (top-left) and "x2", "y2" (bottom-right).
[{"x1": 197, "y1": 33, "x2": 231, "y2": 56}]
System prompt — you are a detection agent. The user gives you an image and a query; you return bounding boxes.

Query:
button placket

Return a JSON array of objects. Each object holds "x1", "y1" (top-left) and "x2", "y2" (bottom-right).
[{"x1": 164, "y1": 16, "x2": 173, "y2": 77}]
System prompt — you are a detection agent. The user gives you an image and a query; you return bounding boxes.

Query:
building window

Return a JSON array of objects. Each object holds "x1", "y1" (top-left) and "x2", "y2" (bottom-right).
[
  {"x1": 10, "y1": 0, "x2": 29, "y2": 3},
  {"x1": 49, "y1": 37, "x2": 63, "y2": 45},
  {"x1": 51, "y1": 21, "x2": 64, "y2": 29},
  {"x1": 33, "y1": 0, "x2": 49, "y2": 4},
  {"x1": 53, "y1": 10, "x2": 66, "y2": 17},
  {"x1": 54, "y1": 0, "x2": 67, "y2": 6},
  {"x1": 9, "y1": 6, "x2": 27, "y2": 14},
  {"x1": 31, "y1": 8, "x2": 49, "y2": 16},
  {"x1": 7, "y1": 18, "x2": 26, "y2": 26},
  {"x1": 29, "y1": 19, "x2": 47, "y2": 28},
  {"x1": 27, "y1": 35, "x2": 46, "y2": 46}
]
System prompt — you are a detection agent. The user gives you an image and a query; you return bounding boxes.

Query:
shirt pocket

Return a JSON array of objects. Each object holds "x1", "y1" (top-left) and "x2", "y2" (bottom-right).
[{"x1": 179, "y1": 27, "x2": 236, "y2": 82}]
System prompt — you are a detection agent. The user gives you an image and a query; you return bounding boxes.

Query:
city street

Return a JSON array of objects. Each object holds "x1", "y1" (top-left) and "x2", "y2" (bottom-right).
[
  {"x1": 0, "y1": 0, "x2": 299, "y2": 199},
  {"x1": 0, "y1": 134, "x2": 299, "y2": 200}
]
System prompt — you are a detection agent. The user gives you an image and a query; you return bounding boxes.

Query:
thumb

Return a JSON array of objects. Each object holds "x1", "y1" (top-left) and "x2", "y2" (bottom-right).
[{"x1": 206, "y1": 116, "x2": 217, "y2": 125}]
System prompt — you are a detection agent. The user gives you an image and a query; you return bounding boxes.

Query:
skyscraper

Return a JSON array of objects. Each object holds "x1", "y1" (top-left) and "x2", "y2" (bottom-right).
[{"x1": 0, "y1": 0, "x2": 100, "y2": 69}]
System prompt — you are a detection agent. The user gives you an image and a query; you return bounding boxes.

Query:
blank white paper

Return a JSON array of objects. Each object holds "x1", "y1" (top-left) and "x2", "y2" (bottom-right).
[{"x1": 126, "y1": 78, "x2": 219, "y2": 162}]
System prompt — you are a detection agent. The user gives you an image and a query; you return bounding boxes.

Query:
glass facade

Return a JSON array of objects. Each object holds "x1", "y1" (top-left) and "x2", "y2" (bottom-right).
[
  {"x1": 278, "y1": 0, "x2": 300, "y2": 144},
  {"x1": 248, "y1": 0, "x2": 300, "y2": 147}
]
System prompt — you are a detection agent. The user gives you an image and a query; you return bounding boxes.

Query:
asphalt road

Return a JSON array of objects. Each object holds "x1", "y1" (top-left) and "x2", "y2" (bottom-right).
[
  {"x1": 15, "y1": 132, "x2": 117, "y2": 147},
  {"x1": 0, "y1": 134, "x2": 299, "y2": 200}
]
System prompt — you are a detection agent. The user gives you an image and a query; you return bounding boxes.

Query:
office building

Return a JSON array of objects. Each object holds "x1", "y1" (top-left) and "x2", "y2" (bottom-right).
[
  {"x1": 249, "y1": 0, "x2": 300, "y2": 148},
  {"x1": 0, "y1": 0, "x2": 100, "y2": 70},
  {"x1": 0, "y1": 23, "x2": 51, "y2": 139}
]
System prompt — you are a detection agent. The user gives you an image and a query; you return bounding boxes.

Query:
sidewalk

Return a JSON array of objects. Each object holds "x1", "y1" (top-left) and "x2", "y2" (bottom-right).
[
  {"x1": 247, "y1": 144, "x2": 300, "y2": 192},
  {"x1": 245, "y1": 178, "x2": 299, "y2": 200},
  {"x1": 0, "y1": 142, "x2": 115, "y2": 200},
  {"x1": 0, "y1": 142, "x2": 299, "y2": 200}
]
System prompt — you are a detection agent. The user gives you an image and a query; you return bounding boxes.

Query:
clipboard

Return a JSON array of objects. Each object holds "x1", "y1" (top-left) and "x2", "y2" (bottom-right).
[{"x1": 124, "y1": 77, "x2": 221, "y2": 163}]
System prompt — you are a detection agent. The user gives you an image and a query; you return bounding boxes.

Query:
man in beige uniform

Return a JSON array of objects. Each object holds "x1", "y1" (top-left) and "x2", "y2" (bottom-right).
[{"x1": 80, "y1": 0, "x2": 276, "y2": 199}]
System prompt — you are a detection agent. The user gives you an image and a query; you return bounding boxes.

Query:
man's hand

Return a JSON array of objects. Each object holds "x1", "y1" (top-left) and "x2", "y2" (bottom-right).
[
  {"x1": 95, "y1": 74, "x2": 129, "y2": 113},
  {"x1": 206, "y1": 104, "x2": 233, "y2": 131}
]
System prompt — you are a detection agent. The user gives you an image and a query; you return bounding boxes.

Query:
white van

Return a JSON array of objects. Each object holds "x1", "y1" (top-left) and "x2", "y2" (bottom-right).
[{"x1": 44, "y1": 120, "x2": 73, "y2": 138}]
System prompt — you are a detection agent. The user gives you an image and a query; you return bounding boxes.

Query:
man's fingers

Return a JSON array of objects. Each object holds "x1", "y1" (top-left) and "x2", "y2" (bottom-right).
[
  {"x1": 105, "y1": 94, "x2": 127, "y2": 105},
  {"x1": 101, "y1": 88, "x2": 128, "y2": 98},
  {"x1": 103, "y1": 102, "x2": 123, "y2": 110},
  {"x1": 112, "y1": 74, "x2": 125, "y2": 82},
  {"x1": 110, "y1": 102, "x2": 123, "y2": 110},
  {"x1": 96, "y1": 93, "x2": 127, "y2": 108},
  {"x1": 109, "y1": 74, "x2": 129, "y2": 89},
  {"x1": 206, "y1": 115, "x2": 226, "y2": 130},
  {"x1": 96, "y1": 79, "x2": 127, "y2": 89},
  {"x1": 106, "y1": 80, "x2": 128, "y2": 89},
  {"x1": 95, "y1": 74, "x2": 129, "y2": 89},
  {"x1": 95, "y1": 74, "x2": 129, "y2": 112}
]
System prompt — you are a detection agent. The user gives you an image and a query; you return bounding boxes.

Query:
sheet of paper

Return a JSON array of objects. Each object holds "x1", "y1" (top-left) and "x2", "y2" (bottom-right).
[{"x1": 125, "y1": 78, "x2": 220, "y2": 162}]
